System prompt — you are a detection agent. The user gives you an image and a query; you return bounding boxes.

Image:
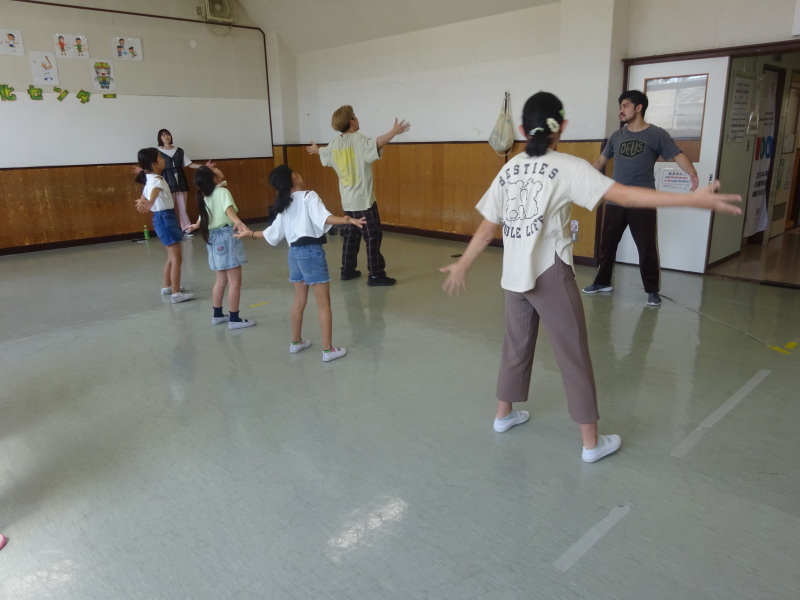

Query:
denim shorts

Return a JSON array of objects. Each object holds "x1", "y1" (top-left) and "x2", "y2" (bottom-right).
[
  {"x1": 207, "y1": 225, "x2": 248, "y2": 271},
  {"x1": 152, "y1": 209, "x2": 183, "y2": 247},
  {"x1": 288, "y1": 244, "x2": 330, "y2": 285}
]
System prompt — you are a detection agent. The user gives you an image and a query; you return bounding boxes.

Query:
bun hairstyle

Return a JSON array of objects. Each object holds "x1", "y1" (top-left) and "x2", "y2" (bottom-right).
[{"x1": 521, "y1": 92, "x2": 565, "y2": 158}]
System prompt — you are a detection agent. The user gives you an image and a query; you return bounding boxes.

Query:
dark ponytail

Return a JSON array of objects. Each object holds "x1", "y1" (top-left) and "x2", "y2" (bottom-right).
[
  {"x1": 267, "y1": 165, "x2": 295, "y2": 223},
  {"x1": 521, "y1": 92, "x2": 564, "y2": 158},
  {"x1": 194, "y1": 166, "x2": 216, "y2": 243}
]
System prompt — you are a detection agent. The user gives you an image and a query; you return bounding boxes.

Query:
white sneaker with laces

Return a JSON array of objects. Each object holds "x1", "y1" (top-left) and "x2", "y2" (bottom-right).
[
  {"x1": 211, "y1": 315, "x2": 230, "y2": 325},
  {"x1": 228, "y1": 319, "x2": 256, "y2": 330}
]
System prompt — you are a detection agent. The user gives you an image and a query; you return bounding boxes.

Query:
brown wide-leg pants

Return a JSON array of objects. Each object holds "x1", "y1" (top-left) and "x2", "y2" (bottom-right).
[{"x1": 495, "y1": 256, "x2": 599, "y2": 424}]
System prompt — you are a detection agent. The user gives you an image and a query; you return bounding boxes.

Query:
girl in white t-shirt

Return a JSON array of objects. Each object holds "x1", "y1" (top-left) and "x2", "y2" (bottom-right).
[
  {"x1": 135, "y1": 147, "x2": 193, "y2": 304},
  {"x1": 237, "y1": 165, "x2": 366, "y2": 362},
  {"x1": 440, "y1": 91, "x2": 741, "y2": 463},
  {"x1": 188, "y1": 165, "x2": 255, "y2": 330}
]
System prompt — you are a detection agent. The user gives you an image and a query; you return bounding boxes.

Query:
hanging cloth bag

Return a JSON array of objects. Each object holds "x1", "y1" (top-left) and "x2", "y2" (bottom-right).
[{"x1": 488, "y1": 92, "x2": 514, "y2": 154}]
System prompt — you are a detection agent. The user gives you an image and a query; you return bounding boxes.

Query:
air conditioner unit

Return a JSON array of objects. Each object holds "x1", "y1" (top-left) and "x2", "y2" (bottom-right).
[{"x1": 205, "y1": 0, "x2": 234, "y2": 24}]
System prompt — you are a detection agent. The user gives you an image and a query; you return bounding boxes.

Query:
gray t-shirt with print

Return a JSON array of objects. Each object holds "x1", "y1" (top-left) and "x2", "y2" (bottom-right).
[{"x1": 602, "y1": 124, "x2": 681, "y2": 190}]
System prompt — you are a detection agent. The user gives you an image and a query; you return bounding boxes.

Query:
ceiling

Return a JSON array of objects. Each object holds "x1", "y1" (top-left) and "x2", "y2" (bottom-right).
[{"x1": 236, "y1": 0, "x2": 559, "y2": 54}]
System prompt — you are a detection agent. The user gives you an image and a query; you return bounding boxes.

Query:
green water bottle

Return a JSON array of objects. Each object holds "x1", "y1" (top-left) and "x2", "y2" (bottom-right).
[{"x1": 143, "y1": 225, "x2": 150, "y2": 240}]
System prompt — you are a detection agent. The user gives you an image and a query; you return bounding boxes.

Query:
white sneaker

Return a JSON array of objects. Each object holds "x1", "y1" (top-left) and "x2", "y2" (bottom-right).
[
  {"x1": 581, "y1": 434, "x2": 621, "y2": 463},
  {"x1": 170, "y1": 292, "x2": 194, "y2": 304},
  {"x1": 290, "y1": 340, "x2": 312, "y2": 354},
  {"x1": 161, "y1": 286, "x2": 187, "y2": 295},
  {"x1": 228, "y1": 319, "x2": 256, "y2": 330},
  {"x1": 211, "y1": 315, "x2": 230, "y2": 325},
  {"x1": 322, "y1": 347, "x2": 346, "y2": 362},
  {"x1": 493, "y1": 410, "x2": 530, "y2": 433}
]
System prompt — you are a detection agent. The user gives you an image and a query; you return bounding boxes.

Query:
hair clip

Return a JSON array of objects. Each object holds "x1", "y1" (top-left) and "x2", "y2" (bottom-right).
[
  {"x1": 529, "y1": 127, "x2": 544, "y2": 135},
  {"x1": 546, "y1": 118, "x2": 560, "y2": 133}
]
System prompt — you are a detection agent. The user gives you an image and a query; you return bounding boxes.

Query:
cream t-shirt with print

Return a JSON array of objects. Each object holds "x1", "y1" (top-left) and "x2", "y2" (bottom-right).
[
  {"x1": 476, "y1": 149, "x2": 614, "y2": 293},
  {"x1": 319, "y1": 132, "x2": 381, "y2": 212}
]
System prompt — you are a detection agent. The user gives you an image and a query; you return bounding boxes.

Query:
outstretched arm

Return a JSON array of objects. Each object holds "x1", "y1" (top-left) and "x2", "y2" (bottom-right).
[
  {"x1": 376, "y1": 118, "x2": 411, "y2": 150},
  {"x1": 440, "y1": 218, "x2": 498, "y2": 296},
  {"x1": 326, "y1": 215, "x2": 367, "y2": 229},
  {"x1": 188, "y1": 160, "x2": 216, "y2": 169},
  {"x1": 603, "y1": 181, "x2": 741, "y2": 215},
  {"x1": 306, "y1": 142, "x2": 321, "y2": 155},
  {"x1": 673, "y1": 153, "x2": 699, "y2": 191}
]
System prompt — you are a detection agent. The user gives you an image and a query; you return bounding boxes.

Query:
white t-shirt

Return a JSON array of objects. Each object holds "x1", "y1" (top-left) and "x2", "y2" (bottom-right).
[
  {"x1": 263, "y1": 190, "x2": 332, "y2": 246},
  {"x1": 143, "y1": 173, "x2": 174, "y2": 212},
  {"x1": 476, "y1": 149, "x2": 614, "y2": 292},
  {"x1": 159, "y1": 146, "x2": 192, "y2": 167}
]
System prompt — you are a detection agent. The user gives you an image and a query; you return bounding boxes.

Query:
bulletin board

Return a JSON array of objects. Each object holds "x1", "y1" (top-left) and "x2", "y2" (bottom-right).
[{"x1": 0, "y1": 2, "x2": 272, "y2": 168}]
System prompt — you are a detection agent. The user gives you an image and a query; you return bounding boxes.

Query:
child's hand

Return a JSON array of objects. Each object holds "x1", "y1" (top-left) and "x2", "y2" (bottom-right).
[
  {"x1": 233, "y1": 229, "x2": 253, "y2": 240},
  {"x1": 233, "y1": 221, "x2": 249, "y2": 235},
  {"x1": 306, "y1": 142, "x2": 319, "y2": 155},
  {"x1": 205, "y1": 160, "x2": 216, "y2": 168},
  {"x1": 439, "y1": 262, "x2": 468, "y2": 296},
  {"x1": 347, "y1": 216, "x2": 367, "y2": 229},
  {"x1": 134, "y1": 196, "x2": 149, "y2": 213},
  {"x1": 130, "y1": 165, "x2": 142, "y2": 175},
  {"x1": 185, "y1": 223, "x2": 199, "y2": 232}
]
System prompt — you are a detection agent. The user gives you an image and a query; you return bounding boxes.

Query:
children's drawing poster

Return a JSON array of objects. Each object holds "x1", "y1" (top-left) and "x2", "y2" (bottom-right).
[
  {"x1": 111, "y1": 36, "x2": 142, "y2": 61},
  {"x1": 30, "y1": 51, "x2": 60, "y2": 85},
  {"x1": 54, "y1": 33, "x2": 89, "y2": 58},
  {"x1": 0, "y1": 29, "x2": 24, "y2": 55},
  {"x1": 91, "y1": 59, "x2": 116, "y2": 92}
]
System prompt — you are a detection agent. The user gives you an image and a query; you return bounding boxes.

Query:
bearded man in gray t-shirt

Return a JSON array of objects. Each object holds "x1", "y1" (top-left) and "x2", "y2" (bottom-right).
[{"x1": 582, "y1": 90, "x2": 698, "y2": 306}]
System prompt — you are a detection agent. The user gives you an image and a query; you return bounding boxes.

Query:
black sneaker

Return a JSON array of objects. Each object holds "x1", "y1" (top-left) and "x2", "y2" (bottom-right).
[
  {"x1": 341, "y1": 270, "x2": 361, "y2": 281},
  {"x1": 367, "y1": 275, "x2": 397, "y2": 287}
]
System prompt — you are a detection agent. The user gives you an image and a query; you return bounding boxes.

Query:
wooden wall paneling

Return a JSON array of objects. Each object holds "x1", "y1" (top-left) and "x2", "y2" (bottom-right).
[
  {"x1": 285, "y1": 146, "x2": 343, "y2": 214},
  {"x1": 0, "y1": 158, "x2": 274, "y2": 251},
  {"x1": 373, "y1": 143, "x2": 506, "y2": 235}
]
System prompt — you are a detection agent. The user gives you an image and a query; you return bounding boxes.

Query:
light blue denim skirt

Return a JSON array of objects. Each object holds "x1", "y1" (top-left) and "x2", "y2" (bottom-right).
[{"x1": 207, "y1": 225, "x2": 247, "y2": 271}]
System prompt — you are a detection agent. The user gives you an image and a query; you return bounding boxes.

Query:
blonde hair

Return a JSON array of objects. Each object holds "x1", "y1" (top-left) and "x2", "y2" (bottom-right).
[{"x1": 331, "y1": 105, "x2": 355, "y2": 133}]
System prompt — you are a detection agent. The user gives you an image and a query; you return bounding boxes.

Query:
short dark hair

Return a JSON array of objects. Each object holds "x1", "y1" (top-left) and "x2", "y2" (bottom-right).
[
  {"x1": 137, "y1": 147, "x2": 160, "y2": 172},
  {"x1": 157, "y1": 128, "x2": 172, "y2": 147},
  {"x1": 618, "y1": 90, "x2": 648, "y2": 117}
]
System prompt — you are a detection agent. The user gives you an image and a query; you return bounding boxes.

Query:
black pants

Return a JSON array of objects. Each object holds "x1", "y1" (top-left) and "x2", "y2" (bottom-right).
[
  {"x1": 592, "y1": 204, "x2": 660, "y2": 293},
  {"x1": 341, "y1": 203, "x2": 386, "y2": 278}
]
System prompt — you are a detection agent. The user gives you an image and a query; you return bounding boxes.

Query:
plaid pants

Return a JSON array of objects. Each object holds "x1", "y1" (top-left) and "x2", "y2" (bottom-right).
[{"x1": 341, "y1": 203, "x2": 386, "y2": 278}]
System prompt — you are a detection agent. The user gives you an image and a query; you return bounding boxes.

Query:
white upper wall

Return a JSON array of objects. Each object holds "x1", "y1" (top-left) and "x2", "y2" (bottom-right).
[
  {"x1": 292, "y1": 5, "x2": 564, "y2": 145},
  {"x1": 627, "y1": 0, "x2": 798, "y2": 56}
]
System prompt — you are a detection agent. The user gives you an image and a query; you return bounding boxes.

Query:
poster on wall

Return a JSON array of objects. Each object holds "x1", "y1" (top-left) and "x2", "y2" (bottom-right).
[
  {"x1": 90, "y1": 59, "x2": 116, "y2": 92},
  {"x1": 110, "y1": 36, "x2": 142, "y2": 61},
  {"x1": 743, "y1": 70, "x2": 777, "y2": 237},
  {"x1": 727, "y1": 76, "x2": 754, "y2": 143},
  {"x1": 0, "y1": 29, "x2": 24, "y2": 55},
  {"x1": 54, "y1": 33, "x2": 89, "y2": 58},
  {"x1": 30, "y1": 51, "x2": 60, "y2": 86}
]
